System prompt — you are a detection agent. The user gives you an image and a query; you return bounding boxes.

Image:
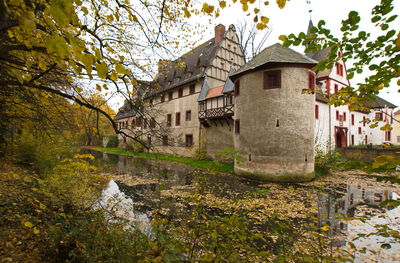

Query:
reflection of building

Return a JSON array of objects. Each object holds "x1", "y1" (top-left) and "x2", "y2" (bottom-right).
[{"x1": 318, "y1": 184, "x2": 397, "y2": 246}]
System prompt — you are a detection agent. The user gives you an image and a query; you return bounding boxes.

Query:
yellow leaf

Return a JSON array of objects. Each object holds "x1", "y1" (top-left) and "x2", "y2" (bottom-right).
[
  {"x1": 24, "y1": 221, "x2": 33, "y2": 228},
  {"x1": 202, "y1": 3, "x2": 215, "y2": 14},
  {"x1": 106, "y1": 15, "x2": 114, "y2": 23},
  {"x1": 33, "y1": 228, "x2": 40, "y2": 235},
  {"x1": 254, "y1": 8, "x2": 260, "y2": 14},
  {"x1": 276, "y1": 0, "x2": 286, "y2": 9},
  {"x1": 219, "y1": 1, "x2": 226, "y2": 8},
  {"x1": 396, "y1": 32, "x2": 400, "y2": 47},
  {"x1": 261, "y1": 16, "x2": 269, "y2": 24},
  {"x1": 182, "y1": 7, "x2": 191, "y2": 18},
  {"x1": 96, "y1": 84, "x2": 102, "y2": 92},
  {"x1": 96, "y1": 62, "x2": 108, "y2": 79},
  {"x1": 242, "y1": 3, "x2": 249, "y2": 11},
  {"x1": 321, "y1": 225, "x2": 330, "y2": 231},
  {"x1": 279, "y1": 35, "x2": 288, "y2": 42}
]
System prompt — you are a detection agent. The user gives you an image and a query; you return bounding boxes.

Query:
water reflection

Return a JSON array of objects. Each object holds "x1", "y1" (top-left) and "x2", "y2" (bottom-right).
[{"x1": 93, "y1": 151, "x2": 399, "y2": 261}]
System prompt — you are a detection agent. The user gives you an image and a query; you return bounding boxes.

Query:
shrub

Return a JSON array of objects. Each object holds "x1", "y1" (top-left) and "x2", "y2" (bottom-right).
[
  {"x1": 314, "y1": 151, "x2": 345, "y2": 176},
  {"x1": 194, "y1": 148, "x2": 210, "y2": 160},
  {"x1": 105, "y1": 134, "x2": 118, "y2": 147}
]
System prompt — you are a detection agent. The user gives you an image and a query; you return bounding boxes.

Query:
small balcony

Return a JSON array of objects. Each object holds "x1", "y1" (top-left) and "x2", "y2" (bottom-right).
[{"x1": 199, "y1": 105, "x2": 234, "y2": 120}]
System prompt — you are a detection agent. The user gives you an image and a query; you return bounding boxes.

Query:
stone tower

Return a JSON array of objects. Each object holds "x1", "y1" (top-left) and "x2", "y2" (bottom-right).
[{"x1": 230, "y1": 43, "x2": 317, "y2": 182}]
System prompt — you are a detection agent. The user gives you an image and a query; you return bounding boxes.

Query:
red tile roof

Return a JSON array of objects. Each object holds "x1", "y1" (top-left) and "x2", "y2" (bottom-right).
[
  {"x1": 206, "y1": 85, "x2": 224, "y2": 99},
  {"x1": 395, "y1": 109, "x2": 400, "y2": 115}
]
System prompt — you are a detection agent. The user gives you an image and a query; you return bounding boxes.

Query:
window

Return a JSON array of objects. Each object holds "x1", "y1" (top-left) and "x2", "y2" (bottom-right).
[
  {"x1": 168, "y1": 91, "x2": 173, "y2": 101},
  {"x1": 185, "y1": 134, "x2": 193, "y2": 147},
  {"x1": 178, "y1": 88, "x2": 183, "y2": 98},
  {"x1": 175, "y1": 112, "x2": 181, "y2": 126},
  {"x1": 234, "y1": 80, "x2": 240, "y2": 96},
  {"x1": 358, "y1": 127, "x2": 362, "y2": 134},
  {"x1": 162, "y1": 135, "x2": 168, "y2": 146},
  {"x1": 385, "y1": 130, "x2": 391, "y2": 141},
  {"x1": 315, "y1": 105, "x2": 319, "y2": 119},
  {"x1": 351, "y1": 135, "x2": 354, "y2": 146},
  {"x1": 365, "y1": 135, "x2": 368, "y2": 144},
  {"x1": 375, "y1": 112, "x2": 383, "y2": 121},
  {"x1": 308, "y1": 72, "x2": 315, "y2": 92},
  {"x1": 336, "y1": 110, "x2": 339, "y2": 121},
  {"x1": 351, "y1": 114, "x2": 355, "y2": 125},
  {"x1": 167, "y1": 114, "x2": 172, "y2": 127},
  {"x1": 186, "y1": 110, "x2": 191, "y2": 121},
  {"x1": 226, "y1": 94, "x2": 233, "y2": 105},
  {"x1": 199, "y1": 101, "x2": 205, "y2": 111},
  {"x1": 363, "y1": 116, "x2": 366, "y2": 127},
  {"x1": 264, "y1": 70, "x2": 281, "y2": 89},
  {"x1": 336, "y1": 63, "x2": 343, "y2": 76},
  {"x1": 189, "y1": 84, "x2": 195, "y2": 94},
  {"x1": 161, "y1": 94, "x2": 165, "y2": 103},
  {"x1": 334, "y1": 84, "x2": 339, "y2": 94},
  {"x1": 235, "y1": 119, "x2": 240, "y2": 134},
  {"x1": 343, "y1": 112, "x2": 346, "y2": 122}
]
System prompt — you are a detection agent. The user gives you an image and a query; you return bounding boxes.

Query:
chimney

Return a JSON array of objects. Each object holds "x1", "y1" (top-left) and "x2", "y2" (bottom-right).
[{"x1": 214, "y1": 24, "x2": 225, "y2": 43}]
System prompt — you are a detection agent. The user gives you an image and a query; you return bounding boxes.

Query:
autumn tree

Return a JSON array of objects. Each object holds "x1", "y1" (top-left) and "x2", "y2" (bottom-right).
[
  {"x1": 0, "y1": 0, "x2": 288, "y2": 149},
  {"x1": 280, "y1": 0, "x2": 399, "y2": 111},
  {"x1": 72, "y1": 94, "x2": 115, "y2": 146}
]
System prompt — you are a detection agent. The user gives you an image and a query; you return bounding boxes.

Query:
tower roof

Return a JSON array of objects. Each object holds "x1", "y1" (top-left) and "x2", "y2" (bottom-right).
[{"x1": 231, "y1": 43, "x2": 317, "y2": 78}]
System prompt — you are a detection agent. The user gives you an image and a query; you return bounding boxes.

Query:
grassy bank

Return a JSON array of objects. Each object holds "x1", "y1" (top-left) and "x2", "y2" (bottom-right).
[{"x1": 92, "y1": 147, "x2": 234, "y2": 174}]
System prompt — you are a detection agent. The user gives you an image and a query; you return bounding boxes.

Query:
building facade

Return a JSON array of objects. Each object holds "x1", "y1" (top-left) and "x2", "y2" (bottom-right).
[{"x1": 114, "y1": 23, "x2": 397, "y2": 181}]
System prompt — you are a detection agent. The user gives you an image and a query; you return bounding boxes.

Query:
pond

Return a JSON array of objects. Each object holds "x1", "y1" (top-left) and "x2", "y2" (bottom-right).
[{"x1": 89, "y1": 150, "x2": 400, "y2": 262}]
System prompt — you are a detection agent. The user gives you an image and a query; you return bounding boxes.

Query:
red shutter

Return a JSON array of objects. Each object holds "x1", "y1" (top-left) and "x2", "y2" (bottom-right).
[
  {"x1": 315, "y1": 105, "x2": 319, "y2": 119},
  {"x1": 343, "y1": 112, "x2": 346, "y2": 121},
  {"x1": 351, "y1": 114, "x2": 354, "y2": 125},
  {"x1": 309, "y1": 73, "x2": 315, "y2": 92},
  {"x1": 336, "y1": 110, "x2": 339, "y2": 120}
]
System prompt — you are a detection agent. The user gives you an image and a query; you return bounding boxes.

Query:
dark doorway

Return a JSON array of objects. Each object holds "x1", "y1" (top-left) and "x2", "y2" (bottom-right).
[{"x1": 335, "y1": 128, "x2": 347, "y2": 148}]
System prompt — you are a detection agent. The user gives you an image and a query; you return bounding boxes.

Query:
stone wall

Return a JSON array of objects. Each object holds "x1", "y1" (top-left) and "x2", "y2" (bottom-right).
[
  {"x1": 233, "y1": 66, "x2": 315, "y2": 182},
  {"x1": 204, "y1": 119, "x2": 234, "y2": 158},
  {"x1": 338, "y1": 148, "x2": 400, "y2": 163}
]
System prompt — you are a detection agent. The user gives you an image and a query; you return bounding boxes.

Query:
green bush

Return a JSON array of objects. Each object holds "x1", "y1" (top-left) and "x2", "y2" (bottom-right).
[
  {"x1": 105, "y1": 134, "x2": 118, "y2": 148},
  {"x1": 13, "y1": 130, "x2": 75, "y2": 174},
  {"x1": 314, "y1": 151, "x2": 345, "y2": 176},
  {"x1": 194, "y1": 148, "x2": 210, "y2": 160}
]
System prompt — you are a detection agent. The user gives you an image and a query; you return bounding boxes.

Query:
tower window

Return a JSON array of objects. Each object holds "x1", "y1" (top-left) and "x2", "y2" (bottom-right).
[
  {"x1": 235, "y1": 119, "x2": 240, "y2": 134},
  {"x1": 264, "y1": 70, "x2": 281, "y2": 89}
]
